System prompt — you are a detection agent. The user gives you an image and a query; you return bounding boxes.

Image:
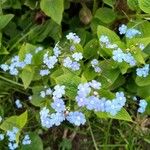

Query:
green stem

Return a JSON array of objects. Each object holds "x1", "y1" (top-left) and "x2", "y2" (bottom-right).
[
  {"x1": 88, "y1": 119, "x2": 99, "y2": 150},
  {"x1": 104, "y1": 119, "x2": 112, "y2": 149}
]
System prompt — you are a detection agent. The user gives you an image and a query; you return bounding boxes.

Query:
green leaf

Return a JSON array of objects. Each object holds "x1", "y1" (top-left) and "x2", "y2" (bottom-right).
[
  {"x1": 0, "y1": 111, "x2": 28, "y2": 131},
  {"x1": 0, "y1": 14, "x2": 14, "y2": 30},
  {"x1": 83, "y1": 39, "x2": 99, "y2": 59},
  {"x1": 96, "y1": 108, "x2": 132, "y2": 122},
  {"x1": 103, "y1": 0, "x2": 116, "y2": 8},
  {"x1": 20, "y1": 66, "x2": 34, "y2": 89},
  {"x1": 19, "y1": 43, "x2": 36, "y2": 60},
  {"x1": 143, "y1": 43, "x2": 150, "y2": 55},
  {"x1": 97, "y1": 25, "x2": 120, "y2": 43},
  {"x1": 135, "y1": 75, "x2": 150, "y2": 86},
  {"x1": 21, "y1": 133, "x2": 43, "y2": 150},
  {"x1": 95, "y1": 8, "x2": 116, "y2": 24},
  {"x1": 127, "y1": 0, "x2": 139, "y2": 11},
  {"x1": 28, "y1": 20, "x2": 61, "y2": 42},
  {"x1": 137, "y1": 85, "x2": 150, "y2": 98},
  {"x1": 100, "y1": 60, "x2": 120, "y2": 87},
  {"x1": 138, "y1": 0, "x2": 150, "y2": 14},
  {"x1": 40, "y1": 0, "x2": 64, "y2": 24},
  {"x1": 55, "y1": 72, "x2": 81, "y2": 99}
]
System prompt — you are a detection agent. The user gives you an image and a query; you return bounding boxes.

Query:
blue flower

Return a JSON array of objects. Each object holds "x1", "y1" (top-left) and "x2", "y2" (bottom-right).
[
  {"x1": 0, "y1": 64, "x2": 9, "y2": 71},
  {"x1": 46, "y1": 88, "x2": 52, "y2": 95},
  {"x1": 8, "y1": 142, "x2": 18, "y2": 150},
  {"x1": 75, "y1": 95, "x2": 87, "y2": 107},
  {"x1": 15, "y1": 99, "x2": 22, "y2": 109},
  {"x1": 112, "y1": 48, "x2": 125, "y2": 63},
  {"x1": 51, "y1": 98, "x2": 66, "y2": 112},
  {"x1": 66, "y1": 111, "x2": 86, "y2": 126},
  {"x1": 66, "y1": 32, "x2": 81, "y2": 44},
  {"x1": 22, "y1": 135, "x2": 31, "y2": 145},
  {"x1": 71, "y1": 61, "x2": 80, "y2": 71},
  {"x1": 72, "y1": 52, "x2": 83, "y2": 61},
  {"x1": 138, "y1": 99, "x2": 147, "y2": 113},
  {"x1": 0, "y1": 134, "x2": 4, "y2": 141},
  {"x1": 50, "y1": 112, "x2": 65, "y2": 126},
  {"x1": 40, "y1": 91, "x2": 46, "y2": 98},
  {"x1": 7, "y1": 127, "x2": 19, "y2": 142},
  {"x1": 89, "y1": 80, "x2": 101, "y2": 90},
  {"x1": 43, "y1": 53, "x2": 58, "y2": 69},
  {"x1": 118, "y1": 24, "x2": 127, "y2": 35},
  {"x1": 24, "y1": 53, "x2": 32, "y2": 65},
  {"x1": 99, "y1": 35, "x2": 109, "y2": 44},
  {"x1": 126, "y1": 28, "x2": 141, "y2": 39},
  {"x1": 53, "y1": 43, "x2": 61, "y2": 57},
  {"x1": 63, "y1": 57, "x2": 72, "y2": 68},
  {"x1": 53, "y1": 85, "x2": 65, "y2": 99},
  {"x1": 40, "y1": 69, "x2": 50, "y2": 76},
  {"x1": 136, "y1": 64, "x2": 149, "y2": 77},
  {"x1": 77, "y1": 83, "x2": 91, "y2": 97},
  {"x1": 91, "y1": 59, "x2": 101, "y2": 73}
]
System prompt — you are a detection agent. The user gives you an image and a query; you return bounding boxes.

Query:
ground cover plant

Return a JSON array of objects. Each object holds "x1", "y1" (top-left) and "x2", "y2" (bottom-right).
[{"x1": 0, "y1": 0, "x2": 150, "y2": 149}]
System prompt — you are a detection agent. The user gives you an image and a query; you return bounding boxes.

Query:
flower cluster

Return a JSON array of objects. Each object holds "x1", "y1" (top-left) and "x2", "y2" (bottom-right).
[
  {"x1": 91, "y1": 59, "x2": 101, "y2": 73},
  {"x1": 112, "y1": 48, "x2": 136, "y2": 66},
  {"x1": 99, "y1": 35, "x2": 136, "y2": 66},
  {"x1": 39, "y1": 84, "x2": 86, "y2": 128},
  {"x1": 0, "y1": 53, "x2": 33, "y2": 75},
  {"x1": 138, "y1": 99, "x2": 147, "y2": 113},
  {"x1": 76, "y1": 81, "x2": 126, "y2": 116},
  {"x1": 40, "y1": 107, "x2": 86, "y2": 128},
  {"x1": 63, "y1": 52, "x2": 83, "y2": 71},
  {"x1": 66, "y1": 32, "x2": 81, "y2": 44},
  {"x1": 119, "y1": 24, "x2": 141, "y2": 39},
  {"x1": 7, "y1": 127, "x2": 19, "y2": 150},
  {"x1": 40, "y1": 43, "x2": 61, "y2": 76},
  {"x1": 136, "y1": 64, "x2": 149, "y2": 77}
]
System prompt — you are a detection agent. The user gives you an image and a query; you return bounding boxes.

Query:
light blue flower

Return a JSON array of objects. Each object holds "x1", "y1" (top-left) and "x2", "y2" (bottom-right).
[
  {"x1": 15, "y1": 99, "x2": 22, "y2": 109},
  {"x1": 66, "y1": 111, "x2": 86, "y2": 126},
  {"x1": 40, "y1": 69, "x2": 50, "y2": 76},
  {"x1": 0, "y1": 64, "x2": 9, "y2": 71},
  {"x1": 51, "y1": 98, "x2": 66, "y2": 112},
  {"x1": 136, "y1": 64, "x2": 149, "y2": 77},
  {"x1": 126, "y1": 28, "x2": 141, "y2": 39},
  {"x1": 89, "y1": 80, "x2": 101, "y2": 90},
  {"x1": 8, "y1": 142, "x2": 18, "y2": 150},
  {"x1": 118, "y1": 24, "x2": 127, "y2": 34},
  {"x1": 53, "y1": 85, "x2": 65, "y2": 99},
  {"x1": 22, "y1": 135, "x2": 31, "y2": 145},
  {"x1": 63, "y1": 57, "x2": 72, "y2": 68},
  {"x1": 72, "y1": 52, "x2": 83, "y2": 61},
  {"x1": 71, "y1": 61, "x2": 80, "y2": 71},
  {"x1": 66, "y1": 32, "x2": 81, "y2": 44},
  {"x1": 138, "y1": 99, "x2": 147, "y2": 113},
  {"x1": 0, "y1": 134, "x2": 4, "y2": 141},
  {"x1": 53, "y1": 43, "x2": 61, "y2": 57},
  {"x1": 40, "y1": 91, "x2": 46, "y2": 98},
  {"x1": 24, "y1": 53, "x2": 32, "y2": 65}
]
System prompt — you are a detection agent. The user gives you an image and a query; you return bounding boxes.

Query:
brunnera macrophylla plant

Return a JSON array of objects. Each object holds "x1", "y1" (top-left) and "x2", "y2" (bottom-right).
[{"x1": 0, "y1": 23, "x2": 150, "y2": 149}]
